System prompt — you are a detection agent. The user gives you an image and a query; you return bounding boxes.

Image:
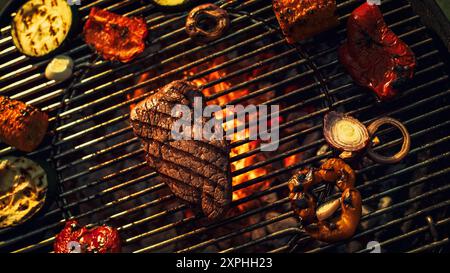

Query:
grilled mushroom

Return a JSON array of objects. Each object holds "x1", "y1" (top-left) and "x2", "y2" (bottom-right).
[{"x1": 186, "y1": 4, "x2": 230, "y2": 43}]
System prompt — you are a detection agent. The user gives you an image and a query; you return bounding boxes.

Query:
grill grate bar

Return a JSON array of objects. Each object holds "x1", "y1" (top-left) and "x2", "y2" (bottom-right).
[
  {"x1": 0, "y1": 2, "x2": 419, "y2": 158},
  {"x1": 2, "y1": 63, "x2": 444, "y2": 245},
  {"x1": 150, "y1": 174, "x2": 450, "y2": 253},
  {"x1": 0, "y1": 0, "x2": 448, "y2": 254},
  {"x1": 225, "y1": 228, "x2": 303, "y2": 253},
  {"x1": 7, "y1": 135, "x2": 450, "y2": 252},
  {"x1": 408, "y1": 238, "x2": 449, "y2": 253},
  {"x1": 144, "y1": 119, "x2": 450, "y2": 251},
  {"x1": 0, "y1": 0, "x2": 246, "y2": 94},
  {"x1": 42, "y1": 6, "x2": 275, "y2": 113},
  {"x1": 56, "y1": 57, "x2": 446, "y2": 189},
  {"x1": 177, "y1": 212, "x2": 297, "y2": 253},
  {"x1": 52, "y1": 23, "x2": 276, "y2": 125},
  {"x1": 1, "y1": 21, "x2": 430, "y2": 163},
  {"x1": 357, "y1": 217, "x2": 450, "y2": 253},
  {"x1": 11, "y1": 110, "x2": 448, "y2": 252},
  {"x1": 308, "y1": 199, "x2": 450, "y2": 253}
]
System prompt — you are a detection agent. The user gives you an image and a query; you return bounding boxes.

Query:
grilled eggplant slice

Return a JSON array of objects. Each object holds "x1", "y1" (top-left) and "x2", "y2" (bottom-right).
[{"x1": 11, "y1": 0, "x2": 76, "y2": 58}]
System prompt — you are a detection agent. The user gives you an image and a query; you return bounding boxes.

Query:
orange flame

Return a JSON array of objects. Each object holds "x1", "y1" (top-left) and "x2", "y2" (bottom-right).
[{"x1": 127, "y1": 73, "x2": 150, "y2": 110}]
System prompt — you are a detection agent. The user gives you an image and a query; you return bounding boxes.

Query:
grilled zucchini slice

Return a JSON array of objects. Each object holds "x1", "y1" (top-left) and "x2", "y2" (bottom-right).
[
  {"x1": 11, "y1": 0, "x2": 74, "y2": 58},
  {"x1": 151, "y1": 0, "x2": 200, "y2": 11},
  {"x1": 0, "y1": 156, "x2": 48, "y2": 228}
]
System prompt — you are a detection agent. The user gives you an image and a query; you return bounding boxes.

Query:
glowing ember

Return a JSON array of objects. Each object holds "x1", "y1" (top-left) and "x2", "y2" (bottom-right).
[
  {"x1": 127, "y1": 73, "x2": 150, "y2": 110},
  {"x1": 283, "y1": 153, "x2": 303, "y2": 167}
]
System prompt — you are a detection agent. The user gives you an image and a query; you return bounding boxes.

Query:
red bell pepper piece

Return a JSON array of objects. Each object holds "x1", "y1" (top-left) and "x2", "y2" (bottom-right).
[
  {"x1": 54, "y1": 220, "x2": 121, "y2": 253},
  {"x1": 339, "y1": 2, "x2": 416, "y2": 101}
]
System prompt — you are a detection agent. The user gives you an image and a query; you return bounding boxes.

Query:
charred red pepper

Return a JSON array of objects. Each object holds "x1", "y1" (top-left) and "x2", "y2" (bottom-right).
[
  {"x1": 54, "y1": 220, "x2": 121, "y2": 253},
  {"x1": 84, "y1": 8, "x2": 148, "y2": 63},
  {"x1": 339, "y1": 2, "x2": 416, "y2": 101}
]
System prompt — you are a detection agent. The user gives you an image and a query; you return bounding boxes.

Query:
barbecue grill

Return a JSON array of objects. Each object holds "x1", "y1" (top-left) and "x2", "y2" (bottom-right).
[{"x1": 0, "y1": 0, "x2": 449, "y2": 253}]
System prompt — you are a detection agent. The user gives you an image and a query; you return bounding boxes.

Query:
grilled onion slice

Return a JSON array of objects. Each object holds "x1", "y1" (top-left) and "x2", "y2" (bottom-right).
[{"x1": 323, "y1": 111, "x2": 370, "y2": 153}]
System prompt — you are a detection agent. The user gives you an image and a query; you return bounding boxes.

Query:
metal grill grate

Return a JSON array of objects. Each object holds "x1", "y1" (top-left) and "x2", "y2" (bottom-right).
[{"x1": 0, "y1": 0, "x2": 449, "y2": 253}]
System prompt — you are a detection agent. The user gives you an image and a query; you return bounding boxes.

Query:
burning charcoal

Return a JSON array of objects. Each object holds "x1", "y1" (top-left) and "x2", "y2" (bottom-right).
[
  {"x1": 203, "y1": 245, "x2": 219, "y2": 253},
  {"x1": 260, "y1": 192, "x2": 278, "y2": 204},
  {"x1": 284, "y1": 111, "x2": 314, "y2": 135},
  {"x1": 346, "y1": 240, "x2": 363, "y2": 253},
  {"x1": 265, "y1": 211, "x2": 298, "y2": 234},
  {"x1": 360, "y1": 205, "x2": 376, "y2": 231},
  {"x1": 251, "y1": 227, "x2": 268, "y2": 241},
  {"x1": 378, "y1": 196, "x2": 393, "y2": 209}
]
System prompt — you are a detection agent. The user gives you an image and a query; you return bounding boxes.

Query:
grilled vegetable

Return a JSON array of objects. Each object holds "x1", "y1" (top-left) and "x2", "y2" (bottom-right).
[
  {"x1": 305, "y1": 188, "x2": 362, "y2": 243},
  {"x1": 45, "y1": 55, "x2": 74, "y2": 82},
  {"x1": 0, "y1": 96, "x2": 49, "y2": 152},
  {"x1": 54, "y1": 220, "x2": 121, "y2": 253},
  {"x1": 323, "y1": 111, "x2": 370, "y2": 154},
  {"x1": 288, "y1": 158, "x2": 362, "y2": 243},
  {"x1": 273, "y1": 0, "x2": 339, "y2": 43},
  {"x1": 186, "y1": 4, "x2": 230, "y2": 43},
  {"x1": 151, "y1": 0, "x2": 200, "y2": 11},
  {"x1": 83, "y1": 8, "x2": 148, "y2": 63},
  {"x1": 316, "y1": 198, "x2": 341, "y2": 221},
  {"x1": 11, "y1": 0, "x2": 75, "y2": 58},
  {"x1": 366, "y1": 117, "x2": 411, "y2": 164},
  {"x1": 339, "y1": 2, "x2": 416, "y2": 101},
  {"x1": 323, "y1": 111, "x2": 411, "y2": 164},
  {"x1": 0, "y1": 156, "x2": 48, "y2": 228}
]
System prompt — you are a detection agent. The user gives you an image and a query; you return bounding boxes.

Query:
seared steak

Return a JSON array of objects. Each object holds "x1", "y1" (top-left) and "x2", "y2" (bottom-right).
[{"x1": 130, "y1": 80, "x2": 232, "y2": 220}]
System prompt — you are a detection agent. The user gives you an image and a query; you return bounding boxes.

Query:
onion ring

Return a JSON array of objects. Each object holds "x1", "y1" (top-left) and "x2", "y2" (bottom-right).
[{"x1": 366, "y1": 117, "x2": 411, "y2": 164}]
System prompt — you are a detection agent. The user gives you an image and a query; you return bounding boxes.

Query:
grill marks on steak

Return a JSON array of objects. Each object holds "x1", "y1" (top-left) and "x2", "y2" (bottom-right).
[{"x1": 130, "y1": 81, "x2": 232, "y2": 220}]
